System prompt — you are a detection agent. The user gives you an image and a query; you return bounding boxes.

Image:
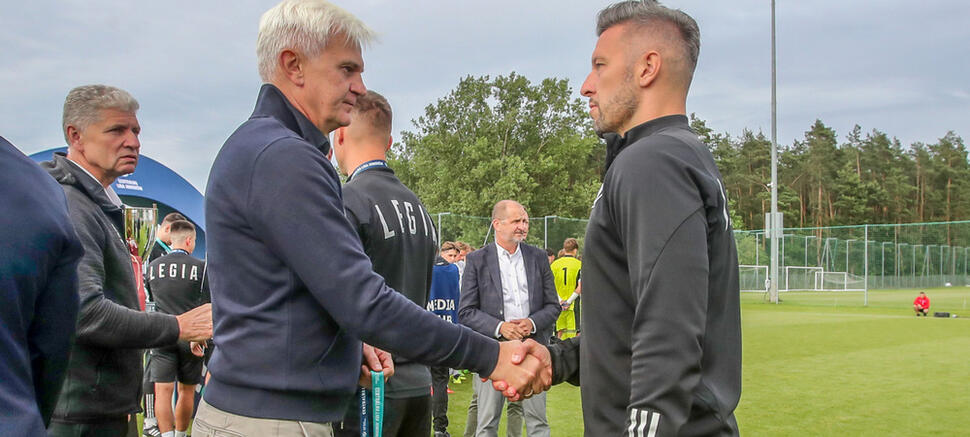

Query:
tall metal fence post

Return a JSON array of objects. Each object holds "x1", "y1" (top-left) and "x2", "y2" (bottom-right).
[
  {"x1": 864, "y1": 225, "x2": 869, "y2": 306},
  {"x1": 437, "y1": 212, "x2": 450, "y2": 243}
]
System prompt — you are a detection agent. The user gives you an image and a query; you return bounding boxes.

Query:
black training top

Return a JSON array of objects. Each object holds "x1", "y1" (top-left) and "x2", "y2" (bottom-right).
[
  {"x1": 343, "y1": 163, "x2": 438, "y2": 398},
  {"x1": 146, "y1": 250, "x2": 209, "y2": 316},
  {"x1": 581, "y1": 115, "x2": 742, "y2": 437}
]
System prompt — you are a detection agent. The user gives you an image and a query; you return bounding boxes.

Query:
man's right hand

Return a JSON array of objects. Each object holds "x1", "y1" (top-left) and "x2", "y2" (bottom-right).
[
  {"x1": 176, "y1": 303, "x2": 212, "y2": 342},
  {"x1": 491, "y1": 339, "x2": 552, "y2": 401},
  {"x1": 499, "y1": 322, "x2": 524, "y2": 340},
  {"x1": 486, "y1": 340, "x2": 544, "y2": 398}
]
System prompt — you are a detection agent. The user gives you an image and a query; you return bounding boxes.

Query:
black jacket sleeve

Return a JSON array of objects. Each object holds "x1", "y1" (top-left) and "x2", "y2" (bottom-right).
[
  {"x1": 70, "y1": 200, "x2": 180, "y2": 349},
  {"x1": 609, "y1": 143, "x2": 709, "y2": 435},
  {"x1": 549, "y1": 336, "x2": 580, "y2": 386}
]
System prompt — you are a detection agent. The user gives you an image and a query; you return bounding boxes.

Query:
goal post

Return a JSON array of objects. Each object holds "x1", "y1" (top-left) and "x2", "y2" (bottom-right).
[{"x1": 739, "y1": 265, "x2": 769, "y2": 292}]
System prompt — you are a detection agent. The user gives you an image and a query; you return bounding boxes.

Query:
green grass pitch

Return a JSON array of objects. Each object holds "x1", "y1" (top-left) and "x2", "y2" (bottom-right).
[
  {"x1": 438, "y1": 287, "x2": 970, "y2": 436},
  {"x1": 141, "y1": 287, "x2": 969, "y2": 436}
]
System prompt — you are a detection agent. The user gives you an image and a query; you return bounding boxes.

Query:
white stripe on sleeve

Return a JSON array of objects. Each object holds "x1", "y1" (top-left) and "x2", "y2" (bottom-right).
[{"x1": 647, "y1": 411, "x2": 661, "y2": 437}]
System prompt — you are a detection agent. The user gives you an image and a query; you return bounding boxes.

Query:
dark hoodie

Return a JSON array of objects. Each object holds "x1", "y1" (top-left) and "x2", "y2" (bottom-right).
[{"x1": 43, "y1": 153, "x2": 180, "y2": 422}]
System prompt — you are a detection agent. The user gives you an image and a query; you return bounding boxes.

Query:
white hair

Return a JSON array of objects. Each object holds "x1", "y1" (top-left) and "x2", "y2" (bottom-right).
[
  {"x1": 62, "y1": 84, "x2": 139, "y2": 143},
  {"x1": 257, "y1": 0, "x2": 376, "y2": 82}
]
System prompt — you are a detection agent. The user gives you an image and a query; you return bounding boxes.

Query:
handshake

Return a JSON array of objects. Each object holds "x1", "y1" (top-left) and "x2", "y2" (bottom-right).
[
  {"x1": 357, "y1": 339, "x2": 554, "y2": 402},
  {"x1": 487, "y1": 339, "x2": 552, "y2": 401}
]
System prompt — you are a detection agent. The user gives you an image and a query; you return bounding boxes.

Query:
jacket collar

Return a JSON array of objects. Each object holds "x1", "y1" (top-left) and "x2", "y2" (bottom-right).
[
  {"x1": 603, "y1": 114, "x2": 690, "y2": 171},
  {"x1": 46, "y1": 153, "x2": 123, "y2": 214},
  {"x1": 252, "y1": 83, "x2": 330, "y2": 155}
]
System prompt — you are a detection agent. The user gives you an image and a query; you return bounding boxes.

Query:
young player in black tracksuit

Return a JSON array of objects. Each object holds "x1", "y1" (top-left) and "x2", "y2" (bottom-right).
[
  {"x1": 146, "y1": 220, "x2": 209, "y2": 437},
  {"x1": 332, "y1": 91, "x2": 440, "y2": 437}
]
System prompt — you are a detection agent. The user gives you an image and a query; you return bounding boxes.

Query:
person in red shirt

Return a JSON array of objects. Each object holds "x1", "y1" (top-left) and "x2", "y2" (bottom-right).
[{"x1": 914, "y1": 291, "x2": 931, "y2": 316}]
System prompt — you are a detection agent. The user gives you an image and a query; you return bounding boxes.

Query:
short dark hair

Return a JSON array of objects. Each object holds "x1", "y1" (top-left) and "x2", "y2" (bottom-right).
[
  {"x1": 596, "y1": 1, "x2": 700, "y2": 85},
  {"x1": 161, "y1": 212, "x2": 187, "y2": 225},
  {"x1": 354, "y1": 90, "x2": 392, "y2": 134},
  {"x1": 546, "y1": 248, "x2": 556, "y2": 258},
  {"x1": 168, "y1": 220, "x2": 196, "y2": 244}
]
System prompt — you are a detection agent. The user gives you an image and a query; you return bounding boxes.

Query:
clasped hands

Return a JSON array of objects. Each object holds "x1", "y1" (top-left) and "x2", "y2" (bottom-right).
[
  {"x1": 499, "y1": 318, "x2": 534, "y2": 340},
  {"x1": 355, "y1": 338, "x2": 551, "y2": 402},
  {"x1": 487, "y1": 339, "x2": 552, "y2": 402}
]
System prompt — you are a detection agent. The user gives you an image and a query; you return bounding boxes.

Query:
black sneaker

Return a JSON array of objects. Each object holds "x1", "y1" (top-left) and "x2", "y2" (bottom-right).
[{"x1": 143, "y1": 424, "x2": 161, "y2": 437}]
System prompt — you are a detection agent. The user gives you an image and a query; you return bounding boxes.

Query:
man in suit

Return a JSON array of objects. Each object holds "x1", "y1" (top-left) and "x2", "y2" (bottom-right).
[{"x1": 459, "y1": 200, "x2": 560, "y2": 437}]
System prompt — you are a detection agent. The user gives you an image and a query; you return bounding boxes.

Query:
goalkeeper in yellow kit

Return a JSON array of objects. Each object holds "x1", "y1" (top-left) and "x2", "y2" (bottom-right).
[{"x1": 551, "y1": 238, "x2": 582, "y2": 339}]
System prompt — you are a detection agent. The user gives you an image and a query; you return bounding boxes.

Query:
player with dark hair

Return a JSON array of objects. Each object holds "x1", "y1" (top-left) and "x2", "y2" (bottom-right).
[
  {"x1": 143, "y1": 211, "x2": 187, "y2": 437},
  {"x1": 146, "y1": 220, "x2": 209, "y2": 437},
  {"x1": 429, "y1": 241, "x2": 462, "y2": 437},
  {"x1": 331, "y1": 90, "x2": 440, "y2": 436}
]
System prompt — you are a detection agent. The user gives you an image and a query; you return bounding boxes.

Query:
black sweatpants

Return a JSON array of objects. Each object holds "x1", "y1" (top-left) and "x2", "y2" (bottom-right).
[
  {"x1": 431, "y1": 366, "x2": 451, "y2": 433},
  {"x1": 335, "y1": 395, "x2": 432, "y2": 437}
]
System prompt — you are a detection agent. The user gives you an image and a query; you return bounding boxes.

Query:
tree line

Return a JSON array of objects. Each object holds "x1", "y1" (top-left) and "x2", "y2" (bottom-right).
[{"x1": 388, "y1": 73, "x2": 968, "y2": 234}]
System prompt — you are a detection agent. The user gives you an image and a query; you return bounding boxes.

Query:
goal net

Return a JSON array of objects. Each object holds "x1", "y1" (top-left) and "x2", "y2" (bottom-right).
[
  {"x1": 739, "y1": 265, "x2": 768, "y2": 292},
  {"x1": 783, "y1": 266, "x2": 823, "y2": 291}
]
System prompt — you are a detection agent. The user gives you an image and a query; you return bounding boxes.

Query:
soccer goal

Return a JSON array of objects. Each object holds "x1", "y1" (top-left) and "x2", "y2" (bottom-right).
[
  {"x1": 739, "y1": 265, "x2": 768, "y2": 292},
  {"x1": 783, "y1": 266, "x2": 823, "y2": 291},
  {"x1": 814, "y1": 270, "x2": 865, "y2": 291}
]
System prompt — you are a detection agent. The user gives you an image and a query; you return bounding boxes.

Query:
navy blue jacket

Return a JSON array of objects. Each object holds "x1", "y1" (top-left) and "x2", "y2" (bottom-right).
[
  {"x1": 428, "y1": 257, "x2": 460, "y2": 323},
  {"x1": 203, "y1": 84, "x2": 499, "y2": 423},
  {"x1": 0, "y1": 138, "x2": 82, "y2": 436}
]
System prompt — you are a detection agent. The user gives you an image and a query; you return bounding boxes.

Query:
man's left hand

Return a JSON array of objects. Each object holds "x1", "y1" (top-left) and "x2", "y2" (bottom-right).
[{"x1": 358, "y1": 343, "x2": 393, "y2": 388}]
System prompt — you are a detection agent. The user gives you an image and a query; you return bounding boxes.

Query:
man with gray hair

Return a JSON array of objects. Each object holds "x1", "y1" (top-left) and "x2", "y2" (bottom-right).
[
  {"x1": 196, "y1": 2, "x2": 542, "y2": 436},
  {"x1": 42, "y1": 84, "x2": 213, "y2": 437},
  {"x1": 502, "y1": 2, "x2": 742, "y2": 436}
]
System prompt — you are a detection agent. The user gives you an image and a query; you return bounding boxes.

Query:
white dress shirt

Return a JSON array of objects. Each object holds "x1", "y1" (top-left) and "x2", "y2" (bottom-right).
[{"x1": 493, "y1": 243, "x2": 536, "y2": 338}]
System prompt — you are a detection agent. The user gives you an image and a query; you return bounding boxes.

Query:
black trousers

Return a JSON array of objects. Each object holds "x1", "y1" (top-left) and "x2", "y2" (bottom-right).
[
  {"x1": 335, "y1": 394, "x2": 432, "y2": 437},
  {"x1": 48, "y1": 418, "x2": 129, "y2": 437},
  {"x1": 431, "y1": 366, "x2": 451, "y2": 432}
]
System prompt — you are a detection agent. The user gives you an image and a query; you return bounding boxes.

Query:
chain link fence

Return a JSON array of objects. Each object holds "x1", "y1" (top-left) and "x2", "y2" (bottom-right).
[{"x1": 435, "y1": 212, "x2": 970, "y2": 298}]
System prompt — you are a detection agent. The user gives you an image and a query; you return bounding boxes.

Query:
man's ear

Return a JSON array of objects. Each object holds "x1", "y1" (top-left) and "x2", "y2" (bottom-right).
[
  {"x1": 636, "y1": 50, "x2": 662, "y2": 88},
  {"x1": 385, "y1": 135, "x2": 392, "y2": 152},
  {"x1": 66, "y1": 125, "x2": 83, "y2": 151},
  {"x1": 336, "y1": 127, "x2": 346, "y2": 145},
  {"x1": 279, "y1": 49, "x2": 305, "y2": 86}
]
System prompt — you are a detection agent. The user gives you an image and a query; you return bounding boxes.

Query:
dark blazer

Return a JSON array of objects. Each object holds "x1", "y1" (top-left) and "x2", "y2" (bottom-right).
[{"x1": 458, "y1": 242, "x2": 561, "y2": 345}]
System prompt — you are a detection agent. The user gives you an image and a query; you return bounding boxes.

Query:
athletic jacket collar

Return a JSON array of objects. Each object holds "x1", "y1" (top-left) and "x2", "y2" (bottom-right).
[
  {"x1": 252, "y1": 83, "x2": 330, "y2": 155},
  {"x1": 603, "y1": 114, "x2": 690, "y2": 171}
]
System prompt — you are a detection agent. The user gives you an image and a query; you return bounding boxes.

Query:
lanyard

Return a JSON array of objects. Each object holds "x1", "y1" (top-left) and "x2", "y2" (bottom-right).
[
  {"x1": 349, "y1": 160, "x2": 388, "y2": 181},
  {"x1": 155, "y1": 239, "x2": 172, "y2": 254},
  {"x1": 358, "y1": 370, "x2": 385, "y2": 437}
]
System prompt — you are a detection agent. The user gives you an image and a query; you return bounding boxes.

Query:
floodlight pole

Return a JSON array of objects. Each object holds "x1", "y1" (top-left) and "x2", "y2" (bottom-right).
[{"x1": 768, "y1": 0, "x2": 780, "y2": 304}]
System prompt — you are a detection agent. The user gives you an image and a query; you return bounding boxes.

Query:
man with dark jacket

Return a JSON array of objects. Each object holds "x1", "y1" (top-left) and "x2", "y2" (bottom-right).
[
  {"x1": 459, "y1": 200, "x2": 561, "y2": 437},
  {"x1": 195, "y1": 2, "x2": 541, "y2": 435},
  {"x1": 0, "y1": 137, "x2": 83, "y2": 437},
  {"x1": 331, "y1": 90, "x2": 440, "y2": 436},
  {"x1": 43, "y1": 84, "x2": 213, "y2": 437},
  {"x1": 502, "y1": 3, "x2": 742, "y2": 436}
]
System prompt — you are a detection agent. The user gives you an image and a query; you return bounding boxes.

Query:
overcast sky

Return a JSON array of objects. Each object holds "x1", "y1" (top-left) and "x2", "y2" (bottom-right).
[{"x1": 2, "y1": 0, "x2": 967, "y2": 192}]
